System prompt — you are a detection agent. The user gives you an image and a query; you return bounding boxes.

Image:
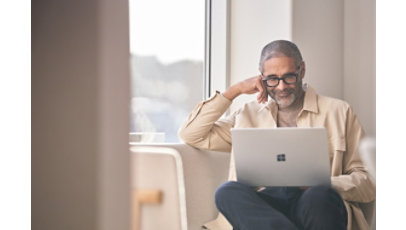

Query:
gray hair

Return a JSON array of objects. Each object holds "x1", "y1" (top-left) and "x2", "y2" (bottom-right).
[{"x1": 259, "y1": 40, "x2": 303, "y2": 72}]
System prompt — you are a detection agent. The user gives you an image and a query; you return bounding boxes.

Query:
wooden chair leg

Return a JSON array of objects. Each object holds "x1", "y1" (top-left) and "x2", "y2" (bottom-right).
[{"x1": 132, "y1": 189, "x2": 163, "y2": 230}]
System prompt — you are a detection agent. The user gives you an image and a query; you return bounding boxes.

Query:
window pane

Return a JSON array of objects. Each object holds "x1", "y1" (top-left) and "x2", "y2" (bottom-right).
[{"x1": 129, "y1": 0, "x2": 205, "y2": 142}]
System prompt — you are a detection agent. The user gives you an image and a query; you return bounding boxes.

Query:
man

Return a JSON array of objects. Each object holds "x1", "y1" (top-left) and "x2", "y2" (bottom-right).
[{"x1": 178, "y1": 40, "x2": 375, "y2": 230}]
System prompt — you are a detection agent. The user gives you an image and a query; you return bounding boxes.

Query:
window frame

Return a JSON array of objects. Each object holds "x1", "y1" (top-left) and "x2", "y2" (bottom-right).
[{"x1": 206, "y1": 0, "x2": 230, "y2": 99}]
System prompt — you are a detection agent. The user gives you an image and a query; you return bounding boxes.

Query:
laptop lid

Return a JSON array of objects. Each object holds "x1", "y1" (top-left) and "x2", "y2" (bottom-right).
[{"x1": 231, "y1": 127, "x2": 331, "y2": 187}]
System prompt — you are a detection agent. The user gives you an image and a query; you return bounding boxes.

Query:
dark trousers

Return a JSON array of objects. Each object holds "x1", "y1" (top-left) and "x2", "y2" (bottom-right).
[{"x1": 215, "y1": 181, "x2": 347, "y2": 230}]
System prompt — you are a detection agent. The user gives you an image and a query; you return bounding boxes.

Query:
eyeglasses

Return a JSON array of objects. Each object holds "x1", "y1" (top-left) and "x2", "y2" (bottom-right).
[{"x1": 261, "y1": 66, "x2": 302, "y2": 87}]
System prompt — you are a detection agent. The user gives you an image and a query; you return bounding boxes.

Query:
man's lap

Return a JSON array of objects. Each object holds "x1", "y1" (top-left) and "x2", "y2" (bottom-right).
[{"x1": 215, "y1": 181, "x2": 347, "y2": 230}]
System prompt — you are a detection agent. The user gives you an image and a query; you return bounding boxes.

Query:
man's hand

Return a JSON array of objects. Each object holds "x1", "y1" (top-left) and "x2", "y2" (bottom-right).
[{"x1": 222, "y1": 75, "x2": 268, "y2": 103}]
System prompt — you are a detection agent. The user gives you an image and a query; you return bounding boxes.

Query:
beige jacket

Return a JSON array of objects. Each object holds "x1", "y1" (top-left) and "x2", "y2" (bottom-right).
[{"x1": 178, "y1": 85, "x2": 376, "y2": 230}]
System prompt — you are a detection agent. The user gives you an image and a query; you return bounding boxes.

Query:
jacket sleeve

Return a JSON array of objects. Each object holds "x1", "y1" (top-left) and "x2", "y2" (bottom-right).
[
  {"x1": 178, "y1": 91, "x2": 234, "y2": 152},
  {"x1": 331, "y1": 106, "x2": 376, "y2": 203}
]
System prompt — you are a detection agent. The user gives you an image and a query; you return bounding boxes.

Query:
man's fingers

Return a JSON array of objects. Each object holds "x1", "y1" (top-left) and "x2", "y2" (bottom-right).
[
  {"x1": 240, "y1": 75, "x2": 268, "y2": 103},
  {"x1": 255, "y1": 75, "x2": 268, "y2": 104},
  {"x1": 257, "y1": 90, "x2": 266, "y2": 103},
  {"x1": 255, "y1": 76, "x2": 264, "y2": 103}
]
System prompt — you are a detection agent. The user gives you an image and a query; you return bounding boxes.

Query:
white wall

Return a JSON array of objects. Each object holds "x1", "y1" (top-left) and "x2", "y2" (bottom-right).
[
  {"x1": 228, "y1": 0, "x2": 292, "y2": 112},
  {"x1": 343, "y1": 0, "x2": 376, "y2": 136},
  {"x1": 292, "y1": 0, "x2": 344, "y2": 99},
  {"x1": 32, "y1": 0, "x2": 131, "y2": 229}
]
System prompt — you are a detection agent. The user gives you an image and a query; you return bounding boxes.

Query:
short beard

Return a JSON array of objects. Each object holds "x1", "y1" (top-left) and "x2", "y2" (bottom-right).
[
  {"x1": 274, "y1": 91, "x2": 296, "y2": 107},
  {"x1": 267, "y1": 81, "x2": 303, "y2": 108}
]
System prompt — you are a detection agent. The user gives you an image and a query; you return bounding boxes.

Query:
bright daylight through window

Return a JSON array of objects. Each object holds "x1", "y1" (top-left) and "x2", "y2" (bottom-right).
[{"x1": 129, "y1": 0, "x2": 206, "y2": 142}]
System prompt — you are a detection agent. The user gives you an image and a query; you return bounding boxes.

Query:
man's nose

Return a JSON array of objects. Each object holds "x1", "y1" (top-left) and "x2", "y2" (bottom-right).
[{"x1": 276, "y1": 79, "x2": 288, "y2": 90}]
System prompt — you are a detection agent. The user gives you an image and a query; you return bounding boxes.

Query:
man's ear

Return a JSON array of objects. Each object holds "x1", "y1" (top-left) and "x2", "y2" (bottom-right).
[{"x1": 301, "y1": 61, "x2": 306, "y2": 79}]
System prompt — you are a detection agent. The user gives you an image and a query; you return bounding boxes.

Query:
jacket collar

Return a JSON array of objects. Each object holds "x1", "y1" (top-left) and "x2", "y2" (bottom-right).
[{"x1": 302, "y1": 84, "x2": 319, "y2": 114}]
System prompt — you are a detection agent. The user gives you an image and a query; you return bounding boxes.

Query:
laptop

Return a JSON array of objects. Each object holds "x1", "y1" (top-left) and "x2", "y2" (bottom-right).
[{"x1": 231, "y1": 127, "x2": 331, "y2": 187}]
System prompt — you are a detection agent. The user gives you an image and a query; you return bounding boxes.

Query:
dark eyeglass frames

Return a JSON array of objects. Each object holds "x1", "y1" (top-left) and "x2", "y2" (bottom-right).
[{"x1": 261, "y1": 65, "x2": 302, "y2": 87}]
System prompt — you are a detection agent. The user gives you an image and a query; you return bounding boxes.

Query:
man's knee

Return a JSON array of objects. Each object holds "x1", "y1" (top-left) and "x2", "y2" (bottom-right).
[
  {"x1": 214, "y1": 181, "x2": 250, "y2": 209},
  {"x1": 215, "y1": 182, "x2": 241, "y2": 204},
  {"x1": 295, "y1": 186, "x2": 347, "y2": 230},
  {"x1": 300, "y1": 186, "x2": 343, "y2": 210}
]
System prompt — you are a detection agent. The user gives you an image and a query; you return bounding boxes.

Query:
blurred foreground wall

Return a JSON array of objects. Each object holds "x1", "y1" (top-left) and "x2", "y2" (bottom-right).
[{"x1": 32, "y1": 0, "x2": 131, "y2": 229}]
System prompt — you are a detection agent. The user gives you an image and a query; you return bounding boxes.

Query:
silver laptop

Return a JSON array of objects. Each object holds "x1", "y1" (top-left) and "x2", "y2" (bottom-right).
[{"x1": 231, "y1": 127, "x2": 331, "y2": 187}]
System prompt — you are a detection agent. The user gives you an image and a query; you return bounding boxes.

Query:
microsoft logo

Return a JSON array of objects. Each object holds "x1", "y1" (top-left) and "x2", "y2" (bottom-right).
[{"x1": 277, "y1": 154, "x2": 286, "y2": 162}]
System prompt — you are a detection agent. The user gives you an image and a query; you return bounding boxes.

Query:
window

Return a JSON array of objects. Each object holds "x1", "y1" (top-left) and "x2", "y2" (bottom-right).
[{"x1": 129, "y1": 0, "x2": 207, "y2": 142}]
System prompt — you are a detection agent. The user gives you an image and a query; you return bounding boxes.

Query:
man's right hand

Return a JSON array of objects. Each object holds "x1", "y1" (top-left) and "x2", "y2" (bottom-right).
[{"x1": 222, "y1": 75, "x2": 268, "y2": 104}]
